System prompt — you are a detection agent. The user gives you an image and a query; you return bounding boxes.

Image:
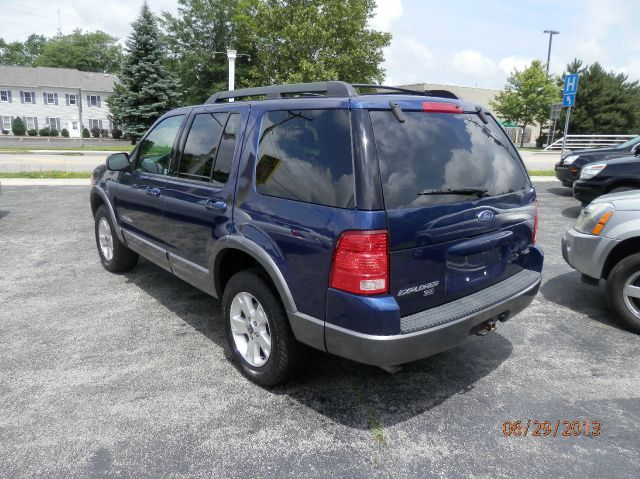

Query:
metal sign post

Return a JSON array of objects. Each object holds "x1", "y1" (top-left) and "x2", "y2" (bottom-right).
[{"x1": 560, "y1": 73, "x2": 579, "y2": 158}]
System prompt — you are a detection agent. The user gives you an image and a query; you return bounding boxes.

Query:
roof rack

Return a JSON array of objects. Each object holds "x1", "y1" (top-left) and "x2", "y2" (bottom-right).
[{"x1": 205, "y1": 81, "x2": 459, "y2": 103}]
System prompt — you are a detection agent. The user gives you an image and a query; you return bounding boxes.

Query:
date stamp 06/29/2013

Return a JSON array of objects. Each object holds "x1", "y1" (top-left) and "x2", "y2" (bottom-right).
[{"x1": 502, "y1": 420, "x2": 601, "y2": 438}]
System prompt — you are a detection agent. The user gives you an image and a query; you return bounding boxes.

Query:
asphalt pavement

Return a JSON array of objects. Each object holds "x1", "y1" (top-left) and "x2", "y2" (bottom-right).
[{"x1": 0, "y1": 182, "x2": 638, "y2": 478}]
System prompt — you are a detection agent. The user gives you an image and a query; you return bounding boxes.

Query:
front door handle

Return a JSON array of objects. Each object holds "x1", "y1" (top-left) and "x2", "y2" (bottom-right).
[
  {"x1": 205, "y1": 199, "x2": 227, "y2": 212},
  {"x1": 146, "y1": 187, "x2": 162, "y2": 198}
]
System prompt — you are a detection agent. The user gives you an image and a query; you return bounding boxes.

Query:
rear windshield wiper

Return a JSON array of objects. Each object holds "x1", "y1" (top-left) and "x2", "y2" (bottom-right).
[{"x1": 418, "y1": 187, "x2": 488, "y2": 198}]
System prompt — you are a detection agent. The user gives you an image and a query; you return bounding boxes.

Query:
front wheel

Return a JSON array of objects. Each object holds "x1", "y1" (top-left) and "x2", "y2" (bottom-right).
[
  {"x1": 222, "y1": 269, "x2": 307, "y2": 386},
  {"x1": 94, "y1": 205, "x2": 138, "y2": 272},
  {"x1": 607, "y1": 253, "x2": 640, "y2": 334}
]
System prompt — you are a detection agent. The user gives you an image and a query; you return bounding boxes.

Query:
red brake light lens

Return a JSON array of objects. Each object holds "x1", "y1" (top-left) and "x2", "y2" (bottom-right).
[
  {"x1": 422, "y1": 102, "x2": 463, "y2": 113},
  {"x1": 532, "y1": 201, "x2": 539, "y2": 244},
  {"x1": 330, "y1": 230, "x2": 389, "y2": 295}
]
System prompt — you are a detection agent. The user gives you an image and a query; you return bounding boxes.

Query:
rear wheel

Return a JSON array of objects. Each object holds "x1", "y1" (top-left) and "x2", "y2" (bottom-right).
[
  {"x1": 607, "y1": 253, "x2": 640, "y2": 334},
  {"x1": 222, "y1": 269, "x2": 306, "y2": 386},
  {"x1": 94, "y1": 205, "x2": 138, "y2": 272}
]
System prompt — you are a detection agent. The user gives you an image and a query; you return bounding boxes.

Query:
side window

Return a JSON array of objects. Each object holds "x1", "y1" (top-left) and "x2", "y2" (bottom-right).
[
  {"x1": 212, "y1": 113, "x2": 240, "y2": 186},
  {"x1": 135, "y1": 115, "x2": 184, "y2": 175},
  {"x1": 178, "y1": 113, "x2": 227, "y2": 181},
  {"x1": 256, "y1": 109, "x2": 354, "y2": 208}
]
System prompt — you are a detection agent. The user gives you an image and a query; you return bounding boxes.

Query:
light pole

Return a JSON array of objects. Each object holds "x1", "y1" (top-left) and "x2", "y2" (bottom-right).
[
  {"x1": 543, "y1": 29, "x2": 559, "y2": 146},
  {"x1": 543, "y1": 29, "x2": 559, "y2": 77},
  {"x1": 213, "y1": 49, "x2": 251, "y2": 101}
]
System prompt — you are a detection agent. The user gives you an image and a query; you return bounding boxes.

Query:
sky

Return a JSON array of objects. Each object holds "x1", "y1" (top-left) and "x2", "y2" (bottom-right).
[{"x1": 1, "y1": 0, "x2": 639, "y2": 90}]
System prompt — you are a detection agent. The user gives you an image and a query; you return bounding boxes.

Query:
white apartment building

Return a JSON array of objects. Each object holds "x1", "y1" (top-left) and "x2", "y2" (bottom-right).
[{"x1": 0, "y1": 66, "x2": 116, "y2": 138}]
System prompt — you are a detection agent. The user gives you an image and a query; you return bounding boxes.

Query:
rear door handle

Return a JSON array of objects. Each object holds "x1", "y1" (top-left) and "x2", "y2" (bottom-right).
[
  {"x1": 205, "y1": 199, "x2": 227, "y2": 212},
  {"x1": 146, "y1": 187, "x2": 162, "y2": 198}
]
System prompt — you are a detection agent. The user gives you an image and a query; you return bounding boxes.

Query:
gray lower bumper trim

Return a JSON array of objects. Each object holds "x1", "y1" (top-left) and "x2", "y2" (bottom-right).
[
  {"x1": 325, "y1": 274, "x2": 541, "y2": 367},
  {"x1": 400, "y1": 269, "x2": 542, "y2": 334}
]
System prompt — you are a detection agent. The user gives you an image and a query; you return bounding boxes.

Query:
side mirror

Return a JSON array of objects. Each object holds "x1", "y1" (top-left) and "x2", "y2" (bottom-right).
[{"x1": 106, "y1": 152, "x2": 130, "y2": 172}]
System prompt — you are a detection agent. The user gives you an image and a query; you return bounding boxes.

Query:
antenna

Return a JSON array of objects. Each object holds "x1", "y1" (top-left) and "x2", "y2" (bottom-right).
[{"x1": 57, "y1": 9, "x2": 62, "y2": 35}]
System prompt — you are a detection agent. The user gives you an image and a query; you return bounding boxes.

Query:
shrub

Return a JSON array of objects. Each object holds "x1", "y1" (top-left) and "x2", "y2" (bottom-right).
[
  {"x1": 50, "y1": 128, "x2": 59, "y2": 137},
  {"x1": 111, "y1": 128, "x2": 123, "y2": 139},
  {"x1": 27, "y1": 129, "x2": 38, "y2": 136},
  {"x1": 100, "y1": 128, "x2": 110, "y2": 138},
  {"x1": 82, "y1": 127, "x2": 90, "y2": 138},
  {"x1": 39, "y1": 128, "x2": 50, "y2": 137},
  {"x1": 90, "y1": 127, "x2": 101, "y2": 138},
  {"x1": 61, "y1": 128, "x2": 69, "y2": 138},
  {"x1": 11, "y1": 117, "x2": 26, "y2": 136},
  {"x1": 1, "y1": 129, "x2": 8, "y2": 135}
]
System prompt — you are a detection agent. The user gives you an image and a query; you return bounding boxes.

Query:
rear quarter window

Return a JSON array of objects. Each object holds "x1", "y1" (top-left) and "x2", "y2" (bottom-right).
[
  {"x1": 370, "y1": 110, "x2": 529, "y2": 209},
  {"x1": 255, "y1": 109, "x2": 354, "y2": 208}
]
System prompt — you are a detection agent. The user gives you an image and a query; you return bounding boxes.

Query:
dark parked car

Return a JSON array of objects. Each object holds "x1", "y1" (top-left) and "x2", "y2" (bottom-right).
[
  {"x1": 89, "y1": 81, "x2": 543, "y2": 386},
  {"x1": 573, "y1": 154, "x2": 640, "y2": 204},
  {"x1": 555, "y1": 136, "x2": 640, "y2": 187}
]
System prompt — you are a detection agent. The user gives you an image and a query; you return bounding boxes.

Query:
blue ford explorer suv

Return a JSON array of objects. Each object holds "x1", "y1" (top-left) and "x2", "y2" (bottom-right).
[{"x1": 90, "y1": 82, "x2": 543, "y2": 386}]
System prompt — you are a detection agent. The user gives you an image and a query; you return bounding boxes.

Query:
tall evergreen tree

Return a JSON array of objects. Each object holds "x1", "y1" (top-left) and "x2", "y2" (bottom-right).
[
  {"x1": 107, "y1": 2, "x2": 181, "y2": 141},
  {"x1": 556, "y1": 59, "x2": 640, "y2": 135}
]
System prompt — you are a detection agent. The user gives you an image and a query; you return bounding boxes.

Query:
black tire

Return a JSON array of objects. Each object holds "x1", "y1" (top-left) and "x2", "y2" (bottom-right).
[
  {"x1": 94, "y1": 205, "x2": 138, "y2": 273},
  {"x1": 222, "y1": 269, "x2": 307, "y2": 386},
  {"x1": 607, "y1": 253, "x2": 640, "y2": 334}
]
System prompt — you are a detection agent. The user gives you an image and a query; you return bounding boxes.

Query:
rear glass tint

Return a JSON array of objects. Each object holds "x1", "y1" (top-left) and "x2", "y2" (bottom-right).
[
  {"x1": 370, "y1": 111, "x2": 529, "y2": 209},
  {"x1": 256, "y1": 109, "x2": 354, "y2": 208}
]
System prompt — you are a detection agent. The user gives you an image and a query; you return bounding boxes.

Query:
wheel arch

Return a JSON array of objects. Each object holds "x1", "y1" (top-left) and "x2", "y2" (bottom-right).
[
  {"x1": 605, "y1": 181, "x2": 640, "y2": 194},
  {"x1": 90, "y1": 185, "x2": 125, "y2": 243},
  {"x1": 212, "y1": 237, "x2": 297, "y2": 313},
  {"x1": 602, "y1": 237, "x2": 640, "y2": 279}
]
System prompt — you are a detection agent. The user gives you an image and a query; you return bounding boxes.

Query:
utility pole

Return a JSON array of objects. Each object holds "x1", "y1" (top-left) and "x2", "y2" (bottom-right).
[
  {"x1": 77, "y1": 88, "x2": 84, "y2": 148},
  {"x1": 213, "y1": 49, "x2": 251, "y2": 101},
  {"x1": 543, "y1": 29, "x2": 559, "y2": 146}
]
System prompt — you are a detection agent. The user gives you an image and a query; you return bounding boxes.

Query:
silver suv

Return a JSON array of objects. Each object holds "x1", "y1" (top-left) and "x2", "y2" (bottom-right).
[{"x1": 562, "y1": 191, "x2": 640, "y2": 333}]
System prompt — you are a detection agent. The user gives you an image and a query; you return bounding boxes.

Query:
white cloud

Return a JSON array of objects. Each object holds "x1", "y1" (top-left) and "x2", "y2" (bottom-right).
[
  {"x1": 382, "y1": 36, "x2": 434, "y2": 86},
  {"x1": 498, "y1": 57, "x2": 532, "y2": 76},
  {"x1": 371, "y1": 0, "x2": 403, "y2": 32},
  {"x1": 451, "y1": 50, "x2": 497, "y2": 75}
]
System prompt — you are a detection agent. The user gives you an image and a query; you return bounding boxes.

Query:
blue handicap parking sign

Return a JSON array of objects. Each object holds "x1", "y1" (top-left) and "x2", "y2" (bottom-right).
[{"x1": 563, "y1": 93, "x2": 575, "y2": 107}]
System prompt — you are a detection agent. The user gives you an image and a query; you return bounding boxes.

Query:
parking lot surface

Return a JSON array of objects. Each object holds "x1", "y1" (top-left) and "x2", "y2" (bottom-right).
[{"x1": 0, "y1": 182, "x2": 638, "y2": 478}]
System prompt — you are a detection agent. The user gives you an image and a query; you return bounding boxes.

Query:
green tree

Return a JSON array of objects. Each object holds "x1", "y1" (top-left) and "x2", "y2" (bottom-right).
[
  {"x1": 235, "y1": 0, "x2": 390, "y2": 86},
  {"x1": 11, "y1": 117, "x2": 26, "y2": 136},
  {"x1": 556, "y1": 59, "x2": 640, "y2": 135},
  {"x1": 491, "y1": 60, "x2": 560, "y2": 147},
  {"x1": 107, "y1": 2, "x2": 181, "y2": 141},
  {"x1": 0, "y1": 34, "x2": 47, "y2": 66},
  {"x1": 36, "y1": 30, "x2": 122, "y2": 73},
  {"x1": 162, "y1": 0, "x2": 252, "y2": 105}
]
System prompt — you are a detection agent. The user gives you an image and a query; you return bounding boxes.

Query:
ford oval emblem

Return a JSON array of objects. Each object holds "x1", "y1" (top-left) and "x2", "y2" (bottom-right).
[{"x1": 477, "y1": 210, "x2": 494, "y2": 222}]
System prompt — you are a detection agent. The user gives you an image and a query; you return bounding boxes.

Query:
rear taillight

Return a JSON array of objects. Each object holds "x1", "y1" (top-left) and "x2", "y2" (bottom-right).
[
  {"x1": 329, "y1": 230, "x2": 389, "y2": 295},
  {"x1": 532, "y1": 201, "x2": 539, "y2": 244},
  {"x1": 422, "y1": 101, "x2": 463, "y2": 114}
]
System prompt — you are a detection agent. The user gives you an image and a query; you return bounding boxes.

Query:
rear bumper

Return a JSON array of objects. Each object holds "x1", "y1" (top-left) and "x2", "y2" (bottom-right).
[{"x1": 324, "y1": 270, "x2": 541, "y2": 367}]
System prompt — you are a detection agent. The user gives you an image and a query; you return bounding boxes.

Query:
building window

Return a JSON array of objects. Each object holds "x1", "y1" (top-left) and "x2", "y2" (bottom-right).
[
  {"x1": 0, "y1": 90, "x2": 9, "y2": 102},
  {"x1": 46, "y1": 117, "x2": 61, "y2": 131},
  {"x1": 46, "y1": 93, "x2": 55, "y2": 104},
  {"x1": 89, "y1": 119, "x2": 103, "y2": 130},
  {"x1": 71, "y1": 121, "x2": 78, "y2": 130},
  {"x1": 23, "y1": 91, "x2": 35, "y2": 104},
  {"x1": 68, "y1": 94, "x2": 77, "y2": 105},
  {"x1": 25, "y1": 117, "x2": 36, "y2": 130},
  {"x1": 2, "y1": 116, "x2": 11, "y2": 131},
  {"x1": 88, "y1": 95, "x2": 99, "y2": 107}
]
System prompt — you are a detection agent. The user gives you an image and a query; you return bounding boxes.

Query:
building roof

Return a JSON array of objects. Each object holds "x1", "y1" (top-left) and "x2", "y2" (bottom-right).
[
  {"x1": 399, "y1": 82, "x2": 501, "y2": 111},
  {"x1": 0, "y1": 66, "x2": 116, "y2": 92}
]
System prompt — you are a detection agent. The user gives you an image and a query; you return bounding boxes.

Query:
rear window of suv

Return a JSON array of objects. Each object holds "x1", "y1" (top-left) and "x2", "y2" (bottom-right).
[
  {"x1": 370, "y1": 110, "x2": 529, "y2": 209},
  {"x1": 256, "y1": 109, "x2": 354, "y2": 208}
]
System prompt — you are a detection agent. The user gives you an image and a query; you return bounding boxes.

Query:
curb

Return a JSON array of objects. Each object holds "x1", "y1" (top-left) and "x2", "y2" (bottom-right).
[{"x1": 0, "y1": 178, "x2": 90, "y2": 186}]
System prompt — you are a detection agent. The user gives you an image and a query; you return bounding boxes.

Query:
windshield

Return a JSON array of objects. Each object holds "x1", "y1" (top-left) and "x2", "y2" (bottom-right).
[
  {"x1": 615, "y1": 136, "x2": 640, "y2": 149},
  {"x1": 369, "y1": 110, "x2": 530, "y2": 209}
]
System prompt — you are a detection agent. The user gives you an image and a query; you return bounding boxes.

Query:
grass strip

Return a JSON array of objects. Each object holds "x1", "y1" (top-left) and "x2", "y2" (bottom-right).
[
  {"x1": 0, "y1": 171, "x2": 91, "y2": 179},
  {"x1": 528, "y1": 169, "x2": 555, "y2": 176}
]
